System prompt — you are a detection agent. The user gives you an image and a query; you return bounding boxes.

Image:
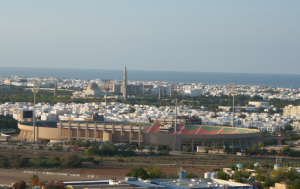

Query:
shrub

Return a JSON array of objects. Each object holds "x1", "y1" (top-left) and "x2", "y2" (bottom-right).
[
  {"x1": 47, "y1": 156, "x2": 61, "y2": 167},
  {"x1": 84, "y1": 156, "x2": 94, "y2": 162},
  {"x1": 185, "y1": 172, "x2": 198, "y2": 178},
  {"x1": 92, "y1": 160, "x2": 100, "y2": 165},
  {"x1": 38, "y1": 145, "x2": 44, "y2": 150},
  {"x1": 60, "y1": 155, "x2": 82, "y2": 168},
  {"x1": 10, "y1": 157, "x2": 30, "y2": 168},
  {"x1": 147, "y1": 166, "x2": 166, "y2": 179},
  {"x1": 54, "y1": 146, "x2": 63, "y2": 151},
  {"x1": 0, "y1": 158, "x2": 9, "y2": 168},
  {"x1": 126, "y1": 167, "x2": 149, "y2": 180},
  {"x1": 168, "y1": 172, "x2": 178, "y2": 178}
]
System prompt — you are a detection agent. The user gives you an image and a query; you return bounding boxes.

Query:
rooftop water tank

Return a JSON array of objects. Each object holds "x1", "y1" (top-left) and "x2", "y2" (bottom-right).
[
  {"x1": 211, "y1": 172, "x2": 218, "y2": 179},
  {"x1": 204, "y1": 172, "x2": 211, "y2": 179},
  {"x1": 178, "y1": 168, "x2": 186, "y2": 179}
]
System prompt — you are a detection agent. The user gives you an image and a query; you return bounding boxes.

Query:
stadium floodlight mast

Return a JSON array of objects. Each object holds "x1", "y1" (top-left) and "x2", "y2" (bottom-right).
[
  {"x1": 229, "y1": 83, "x2": 237, "y2": 127},
  {"x1": 33, "y1": 79, "x2": 41, "y2": 143}
]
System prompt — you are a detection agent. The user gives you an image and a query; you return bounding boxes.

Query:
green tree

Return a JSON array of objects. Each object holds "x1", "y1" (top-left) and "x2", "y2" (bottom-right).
[
  {"x1": 258, "y1": 107, "x2": 264, "y2": 113},
  {"x1": 285, "y1": 125, "x2": 293, "y2": 131},
  {"x1": 126, "y1": 167, "x2": 149, "y2": 180},
  {"x1": 10, "y1": 157, "x2": 29, "y2": 168},
  {"x1": 224, "y1": 146, "x2": 231, "y2": 154},
  {"x1": 92, "y1": 160, "x2": 100, "y2": 165},
  {"x1": 75, "y1": 140, "x2": 83, "y2": 147},
  {"x1": 60, "y1": 155, "x2": 82, "y2": 168},
  {"x1": 218, "y1": 170, "x2": 228, "y2": 180},
  {"x1": 288, "y1": 181, "x2": 300, "y2": 189},
  {"x1": 233, "y1": 170, "x2": 250, "y2": 183},
  {"x1": 0, "y1": 158, "x2": 9, "y2": 168},
  {"x1": 260, "y1": 130, "x2": 269, "y2": 137},
  {"x1": 129, "y1": 145, "x2": 136, "y2": 151},
  {"x1": 47, "y1": 156, "x2": 61, "y2": 166},
  {"x1": 205, "y1": 144, "x2": 211, "y2": 153},
  {"x1": 157, "y1": 146, "x2": 164, "y2": 153},
  {"x1": 13, "y1": 180, "x2": 27, "y2": 189},
  {"x1": 239, "y1": 114, "x2": 246, "y2": 118},
  {"x1": 147, "y1": 166, "x2": 166, "y2": 179},
  {"x1": 84, "y1": 140, "x2": 92, "y2": 148},
  {"x1": 263, "y1": 177, "x2": 275, "y2": 188},
  {"x1": 85, "y1": 148, "x2": 95, "y2": 156},
  {"x1": 268, "y1": 108, "x2": 275, "y2": 115},
  {"x1": 282, "y1": 146, "x2": 291, "y2": 156},
  {"x1": 184, "y1": 145, "x2": 192, "y2": 152},
  {"x1": 165, "y1": 146, "x2": 172, "y2": 155},
  {"x1": 129, "y1": 107, "x2": 136, "y2": 113},
  {"x1": 139, "y1": 145, "x2": 145, "y2": 153},
  {"x1": 214, "y1": 142, "x2": 222, "y2": 153},
  {"x1": 148, "y1": 145, "x2": 155, "y2": 152}
]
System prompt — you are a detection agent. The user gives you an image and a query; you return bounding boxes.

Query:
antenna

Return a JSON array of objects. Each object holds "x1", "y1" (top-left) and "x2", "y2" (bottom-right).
[{"x1": 33, "y1": 79, "x2": 41, "y2": 143}]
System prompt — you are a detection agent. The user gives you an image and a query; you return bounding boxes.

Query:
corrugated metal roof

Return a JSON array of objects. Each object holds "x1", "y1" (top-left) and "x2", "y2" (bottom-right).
[{"x1": 122, "y1": 181, "x2": 165, "y2": 188}]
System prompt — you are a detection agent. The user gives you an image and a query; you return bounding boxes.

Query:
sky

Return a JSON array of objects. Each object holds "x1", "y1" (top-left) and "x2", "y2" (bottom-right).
[{"x1": 0, "y1": 1, "x2": 299, "y2": 74}]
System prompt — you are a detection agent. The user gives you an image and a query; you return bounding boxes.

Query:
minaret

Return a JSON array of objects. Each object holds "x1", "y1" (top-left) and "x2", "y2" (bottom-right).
[{"x1": 123, "y1": 66, "x2": 127, "y2": 100}]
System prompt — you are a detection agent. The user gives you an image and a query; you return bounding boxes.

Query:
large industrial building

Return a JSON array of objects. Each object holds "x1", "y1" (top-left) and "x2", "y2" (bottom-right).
[{"x1": 18, "y1": 119, "x2": 260, "y2": 151}]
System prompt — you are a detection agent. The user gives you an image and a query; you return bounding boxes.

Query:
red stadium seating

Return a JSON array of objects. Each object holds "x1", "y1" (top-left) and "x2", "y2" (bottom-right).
[{"x1": 148, "y1": 123, "x2": 161, "y2": 133}]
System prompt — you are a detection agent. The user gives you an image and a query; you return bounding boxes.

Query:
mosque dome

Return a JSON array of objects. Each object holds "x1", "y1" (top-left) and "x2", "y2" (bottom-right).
[{"x1": 87, "y1": 82, "x2": 99, "y2": 90}]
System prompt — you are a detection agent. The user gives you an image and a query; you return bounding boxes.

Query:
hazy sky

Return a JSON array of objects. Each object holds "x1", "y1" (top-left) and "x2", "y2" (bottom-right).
[{"x1": 0, "y1": 1, "x2": 299, "y2": 74}]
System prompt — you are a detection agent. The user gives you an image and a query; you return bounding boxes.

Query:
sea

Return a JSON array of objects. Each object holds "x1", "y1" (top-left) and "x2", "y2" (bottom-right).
[{"x1": 0, "y1": 67, "x2": 299, "y2": 88}]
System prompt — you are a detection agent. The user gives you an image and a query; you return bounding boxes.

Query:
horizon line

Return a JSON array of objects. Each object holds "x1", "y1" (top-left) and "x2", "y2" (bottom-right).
[{"x1": 0, "y1": 66, "x2": 299, "y2": 76}]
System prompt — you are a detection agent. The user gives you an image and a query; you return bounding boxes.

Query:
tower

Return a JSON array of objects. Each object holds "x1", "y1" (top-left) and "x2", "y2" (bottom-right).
[
  {"x1": 54, "y1": 83, "x2": 57, "y2": 97},
  {"x1": 143, "y1": 81, "x2": 145, "y2": 96},
  {"x1": 158, "y1": 86, "x2": 162, "y2": 100},
  {"x1": 123, "y1": 66, "x2": 127, "y2": 100}
]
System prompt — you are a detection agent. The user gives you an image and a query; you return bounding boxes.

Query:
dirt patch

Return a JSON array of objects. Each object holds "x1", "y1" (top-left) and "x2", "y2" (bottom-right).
[{"x1": 62, "y1": 164, "x2": 213, "y2": 179}]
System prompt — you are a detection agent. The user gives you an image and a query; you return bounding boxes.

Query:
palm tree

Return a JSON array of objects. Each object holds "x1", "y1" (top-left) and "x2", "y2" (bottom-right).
[
  {"x1": 157, "y1": 146, "x2": 164, "y2": 153},
  {"x1": 139, "y1": 145, "x2": 145, "y2": 153},
  {"x1": 205, "y1": 144, "x2": 211, "y2": 153},
  {"x1": 149, "y1": 145, "x2": 155, "y2": 152},
  {"x1": 165, "y1": 146, "x2": 172, "y2": 155},
  {"x1": 129, "y1": 145, "x2": 136, "y2": 151},
  {"x1": 214, "y1": 142, "x2": 222, "y2": 154}
]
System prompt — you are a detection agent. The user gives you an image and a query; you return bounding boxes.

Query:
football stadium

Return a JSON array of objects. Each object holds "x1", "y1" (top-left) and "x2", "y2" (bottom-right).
[{"x1": 18, "y1": 120, "x2": 260, "y2": 151}]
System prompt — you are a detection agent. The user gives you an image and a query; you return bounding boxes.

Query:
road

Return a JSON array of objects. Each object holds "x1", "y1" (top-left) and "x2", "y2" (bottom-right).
[{"x1": 0, "y1": 169, "x2": 100, "y2": 186}]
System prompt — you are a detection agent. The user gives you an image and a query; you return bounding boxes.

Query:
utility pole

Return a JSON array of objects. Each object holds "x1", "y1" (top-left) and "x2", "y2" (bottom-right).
[{"x1": 174, "y1": 98, "x2": 177, "y2": 151}]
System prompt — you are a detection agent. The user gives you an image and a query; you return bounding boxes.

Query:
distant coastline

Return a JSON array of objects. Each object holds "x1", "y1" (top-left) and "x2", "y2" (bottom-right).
[{"x1": 0, "y1": 67, "x2": 299, "y2": 88}]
